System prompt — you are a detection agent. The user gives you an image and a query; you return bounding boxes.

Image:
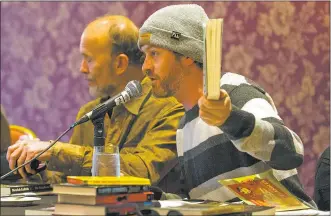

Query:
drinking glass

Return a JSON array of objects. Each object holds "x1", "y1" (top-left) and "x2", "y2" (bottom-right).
[{"x1": 92, "y1": 145, "x2": 120, "y2": 177}]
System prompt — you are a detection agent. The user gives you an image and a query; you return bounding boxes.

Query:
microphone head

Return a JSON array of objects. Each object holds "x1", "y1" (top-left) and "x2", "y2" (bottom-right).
[{"x1": 125, "y1": 80, "x2": 142, "y2": 98}]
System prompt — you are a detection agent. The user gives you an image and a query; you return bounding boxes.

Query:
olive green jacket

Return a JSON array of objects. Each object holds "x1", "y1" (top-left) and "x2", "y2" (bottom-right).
[{"x1": 45, "y1": 77, "x2": 184, "y2": 193}]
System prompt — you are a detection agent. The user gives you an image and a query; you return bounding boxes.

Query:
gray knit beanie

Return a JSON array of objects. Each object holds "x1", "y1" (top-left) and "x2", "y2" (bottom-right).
[{"x1": 138, "y1": 4, "x2": 209, "y2": 63}]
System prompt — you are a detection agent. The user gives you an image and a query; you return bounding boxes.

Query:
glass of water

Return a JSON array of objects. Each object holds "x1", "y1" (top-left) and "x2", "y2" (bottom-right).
[{"x1": 92, "y1": 145, "x2": 120, "y2": 177}]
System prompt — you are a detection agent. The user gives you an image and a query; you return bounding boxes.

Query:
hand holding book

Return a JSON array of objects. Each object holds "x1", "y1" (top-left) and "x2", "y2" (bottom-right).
[
  {"x1": 200, "y1": 18, "x2": 231, "y2": 126},
  {"x1": 198, "y1": 89, "x2": 232, "y2": 126}
]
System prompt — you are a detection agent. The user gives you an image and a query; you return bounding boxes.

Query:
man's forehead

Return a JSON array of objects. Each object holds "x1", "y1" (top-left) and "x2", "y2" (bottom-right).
[{"x1": 80, "y1": 29, "x2": 110, "y2": 51}]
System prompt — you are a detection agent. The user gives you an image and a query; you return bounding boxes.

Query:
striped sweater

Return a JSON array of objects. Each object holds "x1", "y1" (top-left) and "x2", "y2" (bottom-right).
[{"x1": 176, "y1": 72, "x2": 316, "y2": 207}]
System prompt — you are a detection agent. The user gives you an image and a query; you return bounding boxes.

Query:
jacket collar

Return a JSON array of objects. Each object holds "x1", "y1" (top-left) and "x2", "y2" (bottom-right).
[
  {"x1": 99, "y1": 77, "x2": 152, "y2": 115},
  {"x1": 123, "y1": 76, "x2": 152, "y2": 115}
]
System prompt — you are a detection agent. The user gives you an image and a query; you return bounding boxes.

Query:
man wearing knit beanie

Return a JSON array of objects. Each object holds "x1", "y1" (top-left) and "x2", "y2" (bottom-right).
[{"x1": 138, "y1": 4, "x2": 316, "y2": 208}]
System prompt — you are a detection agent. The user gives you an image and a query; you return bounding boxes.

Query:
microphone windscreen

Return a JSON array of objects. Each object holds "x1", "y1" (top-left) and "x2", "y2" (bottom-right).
[{"x1": 126, "y1": 80, "x2": 142, "y2": 98}]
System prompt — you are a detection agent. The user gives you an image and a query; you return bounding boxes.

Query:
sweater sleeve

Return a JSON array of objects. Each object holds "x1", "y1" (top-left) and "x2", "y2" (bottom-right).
[{"x1": 219, "y1": 82, "x2": 304, "y2": 170}]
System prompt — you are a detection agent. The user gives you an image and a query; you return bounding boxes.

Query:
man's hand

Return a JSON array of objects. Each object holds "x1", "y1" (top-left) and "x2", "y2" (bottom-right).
[
  {"x1": 6, "y1": 139, "x2": 53, "y2": 179},
  {"x1": 198, "y1": 89, "x2": 232, "y2": 126}
]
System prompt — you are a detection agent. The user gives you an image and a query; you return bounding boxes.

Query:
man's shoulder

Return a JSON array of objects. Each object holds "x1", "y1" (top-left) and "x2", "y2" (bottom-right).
[
  {"x1": 221, "y1": 72, "x2": 248, "y2": 86},
  {"x1": 221, "y1": 72, "x2": 266, "y2": 95},
  {"x1": 319, "y1": 146, "x2": 330, "y2": 165}
]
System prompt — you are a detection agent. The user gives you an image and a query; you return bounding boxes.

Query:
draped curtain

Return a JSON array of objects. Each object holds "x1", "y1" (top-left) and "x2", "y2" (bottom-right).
[{"x1": 1, "y1": 1, "x2": 329, "y2": 197}]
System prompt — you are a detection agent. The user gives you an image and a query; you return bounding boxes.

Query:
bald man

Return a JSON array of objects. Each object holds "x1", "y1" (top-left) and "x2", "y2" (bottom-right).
[{"x1": 7, "y1": 15, "x2": 184, "y2": 194}]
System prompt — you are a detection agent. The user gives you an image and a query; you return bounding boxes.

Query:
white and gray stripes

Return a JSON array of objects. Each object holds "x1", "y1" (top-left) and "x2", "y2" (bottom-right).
[{"x1": 177, "y1": 72, "x2": 315, "y2": 207}]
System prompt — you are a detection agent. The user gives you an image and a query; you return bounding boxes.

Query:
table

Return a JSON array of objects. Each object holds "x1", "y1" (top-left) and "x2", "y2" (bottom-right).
[
  {"x1": 1, "y1": 195, "x2": 57, "y2": 216},
  {"x1": 1, "y1": 195, "x2": 330, "y2": 216},
  {"x1": 275, "y1": 209, "x2": 330, "y2": 216}
]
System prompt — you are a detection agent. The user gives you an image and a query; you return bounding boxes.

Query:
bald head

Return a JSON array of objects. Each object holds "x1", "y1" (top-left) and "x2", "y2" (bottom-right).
[
  {"x1": 82, "y1": 15, "x2": 142, "y2": 65},
  {"x1": 79, "y1": 15, "x2": 144, "y2": 98}
]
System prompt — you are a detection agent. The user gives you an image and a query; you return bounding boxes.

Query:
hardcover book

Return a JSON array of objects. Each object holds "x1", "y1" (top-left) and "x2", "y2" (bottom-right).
[
  {"x1": 66, "y1": 176, "x2": 151, "y2": 186},
  {"x1": 57, "y1": 191, "x2": 153, "y2": 205},
  {"x1": 53, "y1": 183, "x2": 149, "y2": 196},
  {"x1": 1, "y1": 183, "x2": 52, "y2": 197},
  {"x1": 203, "y1": 18, "x2": 223, "y2": 100}
]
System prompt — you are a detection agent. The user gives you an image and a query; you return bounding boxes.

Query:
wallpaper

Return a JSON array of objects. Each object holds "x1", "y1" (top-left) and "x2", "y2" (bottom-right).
[{"x1": 1, "y1": 1, "x2": 330, "y2": 197}]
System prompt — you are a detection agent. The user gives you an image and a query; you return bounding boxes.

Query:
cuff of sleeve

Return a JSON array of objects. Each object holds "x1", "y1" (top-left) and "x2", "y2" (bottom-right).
[
  {"x1": 220, "y1": 105, "x2": 255, "y2": 140},
  {"x1": 47, "y1": 143, "x2": 87, "y2": 176}
]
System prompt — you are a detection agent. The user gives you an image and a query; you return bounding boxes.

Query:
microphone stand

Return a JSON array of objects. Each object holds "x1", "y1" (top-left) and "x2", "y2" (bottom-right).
[{"x1": 91, "y1": 113, "x2": 106, "y2": 176}]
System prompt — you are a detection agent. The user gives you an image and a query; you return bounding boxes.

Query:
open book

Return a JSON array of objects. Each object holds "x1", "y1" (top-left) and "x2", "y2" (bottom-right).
[
  {"x1": 219, "y1": 170, "x2": 310, "y2": 212},
  {"x1": 203, "y1": 18, "x2": 223, "y2": 100}
]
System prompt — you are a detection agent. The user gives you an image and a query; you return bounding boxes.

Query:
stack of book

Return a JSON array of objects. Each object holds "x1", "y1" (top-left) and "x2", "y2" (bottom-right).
[{"x1": 51, "y1": 176, "x2": 153, "y2": 216}]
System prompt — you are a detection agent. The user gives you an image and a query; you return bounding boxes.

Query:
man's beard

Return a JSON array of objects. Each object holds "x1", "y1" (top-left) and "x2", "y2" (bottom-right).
[
  {"x1": 89, "y1": 85, "x2": 116, "y2": 99},
  {"x1": 152, "y1": 65, "x2": 184, "y2": 98}
]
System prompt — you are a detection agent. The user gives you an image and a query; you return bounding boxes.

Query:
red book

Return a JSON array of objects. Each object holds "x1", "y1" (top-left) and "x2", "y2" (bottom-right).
[{"x1": 58, "y1": 191, "x2": 154, "y2": 205}]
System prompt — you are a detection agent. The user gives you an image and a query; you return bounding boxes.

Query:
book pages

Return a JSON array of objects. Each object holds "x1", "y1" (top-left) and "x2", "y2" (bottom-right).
[{"x1": 203, "y1": 19, "x2": 223, "y2": 100}]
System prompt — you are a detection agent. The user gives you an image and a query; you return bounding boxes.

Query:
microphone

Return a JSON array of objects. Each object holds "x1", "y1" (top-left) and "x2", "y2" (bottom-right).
[{"x1": 73, "y1": 80, "x2": 142, "y2": 127}]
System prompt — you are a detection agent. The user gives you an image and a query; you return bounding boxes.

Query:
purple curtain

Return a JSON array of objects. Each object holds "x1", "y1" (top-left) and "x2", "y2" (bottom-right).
[{"x1": 1, "y1": 1, "x2": 329, "y2": 197}]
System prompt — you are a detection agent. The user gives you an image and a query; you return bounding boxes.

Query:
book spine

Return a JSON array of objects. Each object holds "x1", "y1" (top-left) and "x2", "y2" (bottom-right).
[
  {"x1": 96, "y1": 186, "x2": 149, "y2": 195},
  {"x1": 66, "y1": 178, "x2": 84, "y2": 185},
  {"x1": 9, "y1": 184, "x2": 52, "y2": 195},
  {"x1": 96, "y1": 192, "x2": 154, "y2": 204}
]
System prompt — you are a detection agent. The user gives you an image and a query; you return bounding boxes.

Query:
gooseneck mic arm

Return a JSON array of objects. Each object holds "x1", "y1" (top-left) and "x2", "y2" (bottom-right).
[{"x1": 0, "y1": 124, "x2": 75, "y2": 180}]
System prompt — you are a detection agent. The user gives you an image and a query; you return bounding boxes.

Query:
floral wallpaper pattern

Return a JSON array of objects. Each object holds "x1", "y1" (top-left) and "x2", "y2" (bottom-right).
[{"x1": 1, "y1": 1, "x2": 329, "y2": 197}]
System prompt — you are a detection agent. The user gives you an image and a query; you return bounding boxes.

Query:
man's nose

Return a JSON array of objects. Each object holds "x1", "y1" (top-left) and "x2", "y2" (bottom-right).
[
  {"x1": 142, "y1": 56, "x2": 153, "y2": 76},
  {"x1": 80, "y1": 59, "x2": 89, "y2": 74}
]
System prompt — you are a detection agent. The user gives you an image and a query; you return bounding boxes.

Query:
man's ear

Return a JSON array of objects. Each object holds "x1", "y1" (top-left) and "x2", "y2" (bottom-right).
[
  {"x1": 114, "y1": 54, "x2": 129, "y2": 75},
  {"x1": 181, "y1": 57, "x2": 195, "y2": 66}
]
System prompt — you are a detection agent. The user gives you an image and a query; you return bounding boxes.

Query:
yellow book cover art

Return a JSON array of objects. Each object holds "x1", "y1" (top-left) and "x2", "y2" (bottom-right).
[
  {"x1": 67, "y1": 176, "x2": 151, "y2": 186},
  {"x1": 219, "y1": 170, "x2": 310, "y2": 211}
]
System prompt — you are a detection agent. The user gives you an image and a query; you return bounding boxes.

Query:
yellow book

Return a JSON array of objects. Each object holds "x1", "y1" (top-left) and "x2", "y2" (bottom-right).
[
  {"x1": 67, "y1": 176, "x2": 151, "y2": 186},
  {"x1": 203, "y1": 18, "x2": 223, "y2": 100},
  {"x1": 219, "y1": 170, "x2": 310, "y2": 212}
]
